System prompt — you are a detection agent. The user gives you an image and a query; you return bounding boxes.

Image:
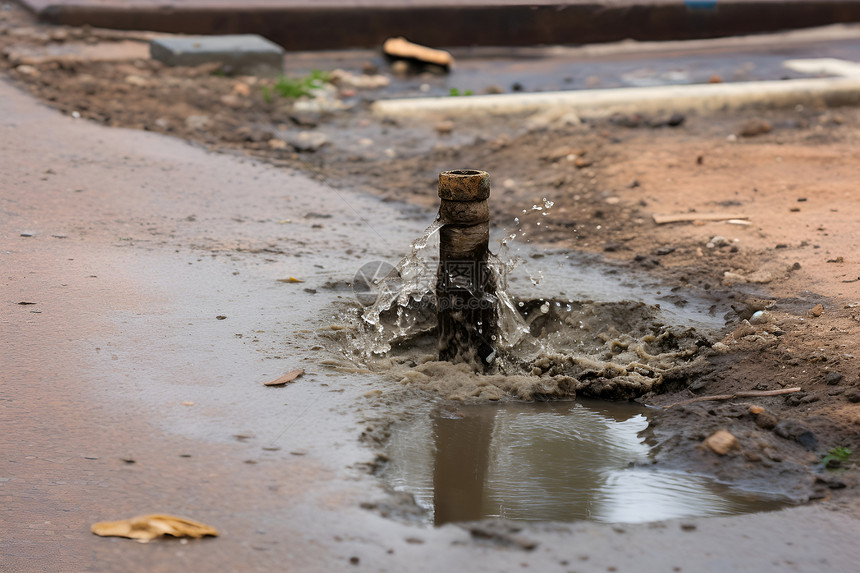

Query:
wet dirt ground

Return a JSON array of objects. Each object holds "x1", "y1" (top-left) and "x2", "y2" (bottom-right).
[{"x1": 2, "y1": 2, "x2": 860, "y2": 570}]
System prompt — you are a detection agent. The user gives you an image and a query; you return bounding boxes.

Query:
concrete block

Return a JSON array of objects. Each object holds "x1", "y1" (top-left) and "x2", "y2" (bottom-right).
[{"x1": 150, "y1": 35, "x2": 284, "y2": 76}]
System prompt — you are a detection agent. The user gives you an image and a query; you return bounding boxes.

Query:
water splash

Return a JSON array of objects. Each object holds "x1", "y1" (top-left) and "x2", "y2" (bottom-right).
[
  {"x1": 328, "y1": 198, "x2": 709, "y2": 401},
  {"x1": 350, "y1": 215, "x2": 531, "y2": 361}
]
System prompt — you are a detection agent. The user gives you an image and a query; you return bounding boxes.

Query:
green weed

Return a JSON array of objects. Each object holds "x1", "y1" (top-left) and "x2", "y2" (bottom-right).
[
  {"x1": 269, "y1": 70, "x2": 330, "y2": 99},
  {"x1": 822, "y1": 446, "x2": 852, "y2": 469},
  {"x1": 448, "y1": 88, "x2": 474, "y2": 97}
]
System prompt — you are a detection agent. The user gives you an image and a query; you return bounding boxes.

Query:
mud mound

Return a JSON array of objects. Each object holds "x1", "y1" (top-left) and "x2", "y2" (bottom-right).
[{"x1": 325, "y1": 298, "x2": 710, "y2": 401}]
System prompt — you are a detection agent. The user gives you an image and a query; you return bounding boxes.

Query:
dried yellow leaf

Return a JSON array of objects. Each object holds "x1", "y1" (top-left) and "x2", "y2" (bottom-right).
[
  {"x1": 91, "y1": 514, "x2": 218, "y2": 542},
  {"x1": 264, "y1": 369, "x2": 304, "y2": 386},
  {"x1": 277, "y1": 277, "x2": 304, "y2": 283}
]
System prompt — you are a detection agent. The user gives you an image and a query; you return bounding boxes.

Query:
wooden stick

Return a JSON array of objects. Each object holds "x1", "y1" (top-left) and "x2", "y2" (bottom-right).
[
  {"x1": 663, "y1": 387, "x2": 802, "y2": 408},
  {"x1": 652, "y1": 212, "x2": 748, "y2": 225}
]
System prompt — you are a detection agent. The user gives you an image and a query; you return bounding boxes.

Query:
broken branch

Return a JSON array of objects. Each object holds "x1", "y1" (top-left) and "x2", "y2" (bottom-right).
[
  {"x1": 652, "y1": 212, "x2": 748, "y2": 225},
  {"x1": 663, "y1": 387, "x2": 802, "y2": 409}
]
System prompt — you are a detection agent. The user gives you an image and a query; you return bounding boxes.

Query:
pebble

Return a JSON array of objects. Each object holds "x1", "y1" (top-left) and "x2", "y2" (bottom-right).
[
  {"x1": 434, "y1": 120, "x2": 454, "y2": 135},
  {"x1": 754, "y1": 411, "x2": 778, "y2": 430},
  {"x1": 774, "y1": 419, "x2": 817, "y2": 450},
  {"x1": 15, "y1": 64, "x2": 40, "y2": 77},
  {"x1": 124, "y1": 74, "x2": 149, "y2": 87},
  {"x1": 390, "y1": 60, "x2": 410, "y2": 76},
  {"x1": 825, "y1": 372, "x2": 844, "y2": 385},
  {"x1": 845, "y1": 389, "x2": 860, "y2": 403},
  {"x1": 749, "y1": 310, "x2": 770, "y2": 325},
  {"x1": 706, "y1": 236, "x2": 728, "y2": 249},
  {"x1": 185, "y1": 115, "x2": 211, "y2": 130},
  {"x1": 810, "y1": 304, "x2": 823, "y2": 317},
  {"x1": 703, "y1": 429, "x2": 738, "y2": 455},
  {"x1": 233, "y1": 82, "x2": 251, "y2": 96},
  {"x1": 738, "y1": 118, "x2": 772, "y2": 137},
  {"x1": 284, "y1": 131, "x2": 330, "y2": 152}
]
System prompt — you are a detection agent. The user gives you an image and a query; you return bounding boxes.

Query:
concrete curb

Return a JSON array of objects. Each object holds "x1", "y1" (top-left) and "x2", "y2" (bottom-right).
[
  {"x1": 371, "y1": 77, "x2": 860, "y2": 118},
  {"x1": 21, "y1": 0, "x2": 860, "y2": 50}
]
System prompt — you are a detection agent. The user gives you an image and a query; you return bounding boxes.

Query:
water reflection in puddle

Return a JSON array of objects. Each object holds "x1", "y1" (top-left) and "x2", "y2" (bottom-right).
[{"x1": 385, "y1": 401, "x2": 787, "y2": 525}]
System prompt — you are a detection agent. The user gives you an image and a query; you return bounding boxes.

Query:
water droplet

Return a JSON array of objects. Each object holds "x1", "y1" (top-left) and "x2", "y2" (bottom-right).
[{"x1": 518, "y1": 302, "x2": 524, "y2": 307}]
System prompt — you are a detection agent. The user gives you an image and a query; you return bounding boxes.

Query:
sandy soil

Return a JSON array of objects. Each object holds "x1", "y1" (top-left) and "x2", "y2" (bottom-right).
[{"x1": 2, "y1": 0, "x2": 859, "y2": 521}]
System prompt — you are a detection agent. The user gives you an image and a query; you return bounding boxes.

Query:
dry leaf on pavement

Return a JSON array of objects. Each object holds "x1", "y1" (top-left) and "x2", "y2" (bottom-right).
[
  {"x1": 264, "y1": 369, "x2": 304, "y2": 386},
  {"x1": 91, "y1": 514, "x2": 218, "y2": 542}
]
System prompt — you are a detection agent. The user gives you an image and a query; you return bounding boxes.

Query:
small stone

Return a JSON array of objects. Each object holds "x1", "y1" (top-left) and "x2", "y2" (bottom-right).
[
  {"x1": 574, "y1": 156, "x2": 592, "y2": 168},
  {"x1": 749, "y1": 310, "x2": 770, "y2": 325},
  {"x1": 655, "y1": 246, "x2": 676, "y2": 256},
  {"x1": 15, "y1": 64, "x2": 40, "y2": 77},
  {"x1": 233, "y1": 82, "x2": 251, "y2": 96},
  {"x1": 542, "y1": 146, "x2": 585, "y2": 162},
  {"x1": 755, "y1": 412, "x2": 778, "y2": 430},
  {"x1": 825, "y1": 372, "x2": 844, "y2": 385},
  {"x1": 844, "y1": 389, "x2": 860, "y2": 403},
  {"x1": 680, "y1": 522, "x2": 697, "y2": 531},
  {"x1": 50, "y1": 29, "x2": 69, "y2": 42},
  {"x1": 390, "y1": 60, "x2": 410, "y2": 75},
  {"x1": 738, "y1": 118, "x2": 772, "y2": 137},
  {"x1": 434, "y1": 120, "x2": 454, "y2": 135},
  {"x1": 774, "y1": 419, "x2": 817, "y2": 450},
  {"x1": 703, "y1": 430, "x2": 738, "y2": 455},
  {"x1": 185, "y1": 115, "x2": 211, "y2": 130},
  {"x1": 484, "y1": 84, "x2": 504, "y2": 94},
  {"x1": 124, "y1": 74, "x2": 149, "y2": 87},
  {"x1": 708, "y1": 75, "x2": 723, "y2": 83},
  {"x1": 749, "y1": 405, "x2": 764, "y2": 414},
  {"x1": 267, "y1": 138, "x2": 287, "y2": 150},
  {"x1": 810, "y1": 304, "x2": 823, "y2": 317},
  {"x1": 220, "y1": 94, "x2": 242, "y2": 108},
  {"x1": 815, "y1": 474, "x2": 846, "y2": 490},
  {"x1": 706, "y1": 236, "x2": 728, "y2": 249},
  {"x1": 285, "y1": 131, "x2": 329, "y2": 152}
]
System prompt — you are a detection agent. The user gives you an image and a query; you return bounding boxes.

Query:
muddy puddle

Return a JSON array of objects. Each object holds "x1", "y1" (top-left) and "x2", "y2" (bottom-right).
[{"x1": 384, "y1": 400, "x2": 789, "y2": 525}]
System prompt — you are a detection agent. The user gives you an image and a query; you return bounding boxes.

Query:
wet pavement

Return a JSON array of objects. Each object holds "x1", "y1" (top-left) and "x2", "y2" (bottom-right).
[{"x1": 4, "y1": 77, "x2": 860, "y2": 572}]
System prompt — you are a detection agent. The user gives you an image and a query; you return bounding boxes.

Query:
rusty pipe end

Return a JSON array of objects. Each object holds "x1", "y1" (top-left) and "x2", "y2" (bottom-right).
[{"x1": 438, "y1": 169, "x2": 490, "y2": 202}]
